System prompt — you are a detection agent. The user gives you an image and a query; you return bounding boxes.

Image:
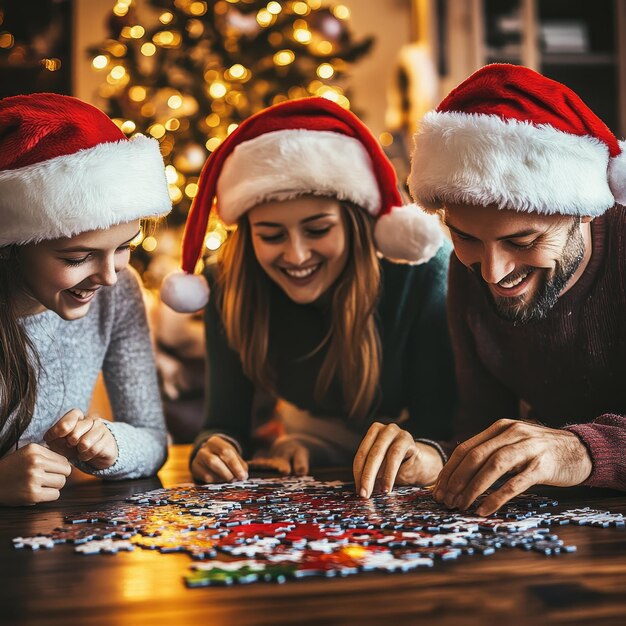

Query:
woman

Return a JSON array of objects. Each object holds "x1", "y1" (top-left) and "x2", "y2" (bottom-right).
[
  {"x1": 162, "y1": 97, "x2": 456, "y2": 497},
  {"x1": 0, "y1": 93, "x2": 171, "y2": 505}
]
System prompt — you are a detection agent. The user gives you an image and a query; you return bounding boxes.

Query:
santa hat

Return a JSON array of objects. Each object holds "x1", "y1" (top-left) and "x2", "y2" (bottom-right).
[
  {"x1": 409, "y1": 64, "x2": 626, "y2": 216},
  {"x1": 161, "y1": 97, "x2": 443, "y2": 313},
  {"x1": 0, "y1": 93, "x2": 171, "y2": 246}
]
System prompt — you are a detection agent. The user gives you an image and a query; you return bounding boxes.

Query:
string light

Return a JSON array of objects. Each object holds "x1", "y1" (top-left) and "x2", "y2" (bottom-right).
[
  {"x1": 256, "y1": 9, "x2": 274, "y2": 27},
  {"x1": 168, "y1": 94, "x2": 183, "y2": 109},
  {"x1": 141, "y1": 42, "x2": 156, "y2": 56},
  {"x1": 209, "y1": 82, "x2": 227, "y2": 98},
  {"x1": 379, "y1": 132, "x2": 393, "y2": 147},
  {"x1": 316, "y1": 63, "x2": 334, "y2": 79},
  {"x1": 292, "y1": 2, "x2": 310, "y2": 16},
  {"x1": 189, "y1": 2, "x2": 208, "y2": 16},
  {"x1": 273, "y1": 50, "x2": 295, "y2": 66},
  {"x1": 159, "y1": 12, "x2": 174, "y2": 24},
  {"x1": 332, "y1": 5, "x2": 350, "y2": 20},
  {"x1": 205, "y1": 137, "x2": 222, "y2": 152},
  {"x1": 267, "y1": 2, "x2": 282, "y2": 15},
  {"x1": 92, "y1": 55, "x2": 109, "y2": 70}
]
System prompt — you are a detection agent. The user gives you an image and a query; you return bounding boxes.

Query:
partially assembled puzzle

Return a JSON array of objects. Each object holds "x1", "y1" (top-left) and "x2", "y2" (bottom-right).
[{"x1": 12, "y1": 477, "x2": 625, "y2": 587}]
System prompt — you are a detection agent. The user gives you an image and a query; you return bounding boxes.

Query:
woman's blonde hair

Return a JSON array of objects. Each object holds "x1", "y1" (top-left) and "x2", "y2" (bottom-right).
[{"x1": 217, "y1": 201, "x2": 381, "y2": 421}]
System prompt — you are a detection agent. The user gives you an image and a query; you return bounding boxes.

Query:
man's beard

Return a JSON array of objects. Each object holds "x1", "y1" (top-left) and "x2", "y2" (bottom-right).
[{"x1": 477, "y1": 221, "x2": 586, "y2": 324}]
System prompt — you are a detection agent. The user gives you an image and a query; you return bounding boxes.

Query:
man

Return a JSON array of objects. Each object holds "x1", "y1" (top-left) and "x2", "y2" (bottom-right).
[{"x1": 408, "y1": 64, "x2": 626, "y2": 515}]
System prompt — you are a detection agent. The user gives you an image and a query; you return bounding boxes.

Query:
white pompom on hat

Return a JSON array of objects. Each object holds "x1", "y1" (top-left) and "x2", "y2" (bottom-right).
[
  {"x1": 161, "y1": 97, "x2": 443, "y2": 313},
  {"x1": 0, "y1": 93, "x2": 171, "y2": 246},
  {"x1": 409, "y1": 64, "x2": 626, "y2": 216}
]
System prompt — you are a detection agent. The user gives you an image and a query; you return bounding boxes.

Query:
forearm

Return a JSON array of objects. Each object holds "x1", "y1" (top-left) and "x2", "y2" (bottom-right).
[{"x1": 565, "y1": 413, "x2": 626, "y2": 490}]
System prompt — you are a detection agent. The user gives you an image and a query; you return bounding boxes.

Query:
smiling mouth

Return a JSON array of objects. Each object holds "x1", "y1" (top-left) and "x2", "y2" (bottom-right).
[
  {"x1": 280, "y1": 263, "x2": 322, "y2": 280},
  {"x1": 66, "y1": 287, "x2": 99, "y2": 301},
  {"x1": 490, "y1": 269, "x2": 535, "y2": 298}
]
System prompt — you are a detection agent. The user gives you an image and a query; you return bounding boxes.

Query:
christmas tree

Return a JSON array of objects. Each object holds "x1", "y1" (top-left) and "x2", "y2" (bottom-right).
[{"x1": 90, "y1": 0, "x2": 373, "y2": 276}]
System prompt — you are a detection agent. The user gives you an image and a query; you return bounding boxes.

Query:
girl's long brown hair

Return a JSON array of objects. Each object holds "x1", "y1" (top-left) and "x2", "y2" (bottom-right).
[
  {"x1": 0, "y1": 246, "x2": 39, "y2": 457},
  {"x1": 218, "y1": 202, "x2": 381, "y2": 421}
]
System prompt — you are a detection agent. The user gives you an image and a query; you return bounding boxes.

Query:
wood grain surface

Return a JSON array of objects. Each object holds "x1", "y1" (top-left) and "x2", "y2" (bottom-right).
[{"x1": 1, "y1": 445, "x2": 625, "y2": 626}]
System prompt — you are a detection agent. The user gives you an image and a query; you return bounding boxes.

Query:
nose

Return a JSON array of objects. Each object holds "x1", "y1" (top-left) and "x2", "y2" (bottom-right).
[
  {"x1": 479, "y1": 245, "x2": 516, "y2": 284},
  {"x1": 93, "y1": 256, "x2": 118, "y2": 287},
  {"x1": 283, "y1": 234, "x2": 311, "y2": 266}
]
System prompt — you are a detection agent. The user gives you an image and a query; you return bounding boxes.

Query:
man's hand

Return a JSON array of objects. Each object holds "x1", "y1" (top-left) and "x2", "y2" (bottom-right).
[
  {"x1": 44, "y1": 409, "x2": 118, "y2": 470},
  {"x1": 433, "y1": 419, "x2": 593, "y2": 516},
  {"x1": 353, "y1": 422, "x2": 444, "y2": 498},
  {"x1": 191, "y1": 436, "x2": 248, "y2": 483},
  {"x1": 0, "y1": 444, "x2": 72, "y2": 505}
]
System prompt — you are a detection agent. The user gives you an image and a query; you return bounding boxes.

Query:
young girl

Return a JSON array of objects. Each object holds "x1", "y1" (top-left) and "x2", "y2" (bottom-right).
[
  {"x1": 0, "y1": 93, "x2": 171, "y2": 506},
  {"x1": 162, "y1": 98, "x2": 456, "y2": 498}
]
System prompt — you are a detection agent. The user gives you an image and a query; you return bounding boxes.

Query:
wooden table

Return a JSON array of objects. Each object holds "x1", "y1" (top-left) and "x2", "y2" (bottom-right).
[{"x1": 1, "y1": 445, "x2": 625, "y2": 626}]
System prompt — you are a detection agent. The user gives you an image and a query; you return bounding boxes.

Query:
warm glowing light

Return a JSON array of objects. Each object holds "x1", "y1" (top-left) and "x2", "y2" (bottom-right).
[
  {"x1": 267, "y1": 1, "x2": 282, "y2": 14},
  {"x1": 273, "y1": 50, "x2": 295, "y2": 66},
  {"x1": 292, "y1": 2, "x2": 310, "y2": 16},
  {"x1": 165, "y1": 165, "x2": 178, "y2": 184},
  {"x1": 190, "y1": 1, "x2": 207, "y2": 15},
  {"x1": 228, "y1": 63, "x2": 246, "y2": 79},
  {"x1": 141, "y1": 103, "x2": 156, "y2": 117},
  {"x1": 0, "y1": 33, "x2": 14, "y2": 49},
  {"x1": 129, "y1": 25, "x2": 145, "y2": 39},
  {"x1": 129, "y1": 86, "x2": 147, "y2": 102},
  {"x1": 159, "y1": 12, "x2": 174, "y2": 24},
  {"x1": 142, "y1": 236, "x2": 158, "y2": 252},
  {"x1": 110, "y1": 65, "x2": 126, "y2": 79},
  {"x1": 121, "y1": 120, "x2": 136, "y2": 134},
  {"x1": 168, "y1": 95, "x2": 183, "y2": 109},
  {"x1": 227, "y1": 123, "x2": 238, "y2": 135},
  {"x1": 205, "y1": 137, "x2": 222, "y2": 152},
  {"x1": 130, "y1": 230, "x2": 145, "y2": 247},
  {"x1": 333, "y1": 4, "x2": 350, "y2": 19},
  {"x1": 42, "y1": 58, "x2": 62, "y2": 72},
  {"x1": 109, "y1": 43, "x2": 127, "y2": 57},
  {"x1": 379, "y1": 132, "x2": 394, "y2": 147},
  {"x1": 165, "y1": 118, "x2": 181, "y2": 131},
  {"x1": 205, "y1": 113, "x2": 220, "y2": 127},
  {"x1": 317, "y1": 40, "x2": 333, "y2": 54},
  {"x1": 293, "y1": 28, "x2": 312, "y2": 44},
  {"x1": 168, "y1": 186, "x2": 183, "y2": 203},
  {"x1": 256, "y1": 9, "x2": 273, "y2": 27},
  {"x1": 149, "y1": 124, "x2": 166, "y2": 139},
  {"x1": 205, "y1": 230, "x2": 226, "y2": 250},
  {"x1": 113, "y1": 3, "x2": 129, "y2": 17},
  {"x1": 209, "y1": 82, "x2": 227, "y2": 98},
  {"x1": 153, "y1": 31, "x2": 180, "y2": 47},
  {"x1": 316, "y1": 63, "x2": 334, "y2": 79},
  {"x1": 307, "y1": 0, "x2": 322, "y2": 8},
  {"x1": 141, "y1": 42, "x2": 156, "y2": 56},
  {"x1": 92, "y1": 55, "x2": 109, "y2": 69},
  {"x1": 185, "y1": 183, "x2": 199, "y2": 198}
]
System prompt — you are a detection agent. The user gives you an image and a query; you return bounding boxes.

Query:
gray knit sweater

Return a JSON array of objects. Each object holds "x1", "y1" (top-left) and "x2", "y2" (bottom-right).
[{"x1": 4, "y1": 267, "x2": 168, "y2": 479}]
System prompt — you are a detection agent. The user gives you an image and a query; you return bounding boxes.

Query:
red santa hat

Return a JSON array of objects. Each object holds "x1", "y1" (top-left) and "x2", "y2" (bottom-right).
[
  {"x1": 409, "y1": 64, "x2": 626, "y2": 216},
  {"x1": 0, "y1": 93, "x2": 171, "y2": 246},
  {"x1": 161, "y1": 97, "x2": 443, "y2": 313}
]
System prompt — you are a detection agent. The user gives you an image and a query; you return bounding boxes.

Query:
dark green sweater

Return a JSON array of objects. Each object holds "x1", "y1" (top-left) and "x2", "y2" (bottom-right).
[{"x1": 194, "y1": 243, "x2": 456, "y2": 458}]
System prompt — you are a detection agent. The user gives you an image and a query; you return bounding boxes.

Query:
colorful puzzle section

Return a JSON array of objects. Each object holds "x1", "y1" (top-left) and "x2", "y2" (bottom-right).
[{"x1": 12, "y1": 477, "x2": 625, "y2": 587}]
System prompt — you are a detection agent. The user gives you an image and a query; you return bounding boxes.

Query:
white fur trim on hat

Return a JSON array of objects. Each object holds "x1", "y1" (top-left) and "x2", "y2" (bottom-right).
[
  {"x1": 161, "y1": 270, "x2": 210, "y2": 313},
  {"x1": 409, "y1": 111, "x2": 615, "y2": 216},
  {"x1": 0, "y1": 134, "x2": 171, "y2": 246},
  {"x1": 374, "y1": 204, "x2": 443, "y2": 264},
  {"x1": 609, "y1": 140, "x2": 626, "y2": 206},
  {"x1": 216, "y1": 129, "x2": 381, "y2": 224}
]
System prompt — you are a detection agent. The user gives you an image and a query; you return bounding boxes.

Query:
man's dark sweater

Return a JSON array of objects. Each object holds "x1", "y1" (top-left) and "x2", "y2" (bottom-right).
[
  {"x1": 447, "y1": 205, "x2": 626, "y2": 490},
  {"x1": 194, "y1": 244, "x2": 457, "y2": 458}
]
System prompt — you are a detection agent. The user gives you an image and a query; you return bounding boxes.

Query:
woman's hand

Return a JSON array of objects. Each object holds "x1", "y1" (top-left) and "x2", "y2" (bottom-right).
[
  {"x1": 191, "y1": 436, "x2": 248, "y2": 483},
  {"x1": 44, "y1": 409, "x2": 118, "y2": 470},
  {"x1": 266, "y1": 438, "x2": 310, "y2": 476},
  {"x1": 353, "y1": 422, "x2": 444, "y2": 498},
  {"x1": 0, "y1": 444, "x2": 72, "y2": 505}
]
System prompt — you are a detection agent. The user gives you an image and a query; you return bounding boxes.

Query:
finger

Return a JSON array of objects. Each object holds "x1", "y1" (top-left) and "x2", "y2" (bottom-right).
[
  {"x1": 40, "y1": 470, "x2": 68, "y2": 490},
  {"x1": 44, "y1": 409, "x2": 83, "y2": 443},
  {"x1": 359, "y1": 428, "x2": 401, "y2": 498},
  {"x1": 434, "y1": 419, "x2": 518, "y2": 501},
  {"x1": 76, "y1": 430, "x2": 108, "y2": 463},
  {"x1": 65, "y1": 419, "x2": 96, "y2": 448},
  {"x1": 75, "y1": 421, "x2": 109, "y2": 455},
  {"x1": 380, "y1": 436, "x2": 414, "y2": 492},
  {"x1": 475, "y1": 466, "x2": 537, "y2": 516},
  {"x1": 196, "y1": 451, "x2": 234, "y2": 483},
  {"x1": 220, "y1": 446, "x2": 248, "y2": 481},
  {"x1": 30, "y1": 487, "x2": 62, "y2": 504},
  {"x1": 353, "y1": 424, "x2": 384, "y2": 495},
  {"x1": 292, "y1": 446, "x2": 309, "y2": 476},
  {"x1": 453, "y1": 443, "x2": 529, "y2": 511}
]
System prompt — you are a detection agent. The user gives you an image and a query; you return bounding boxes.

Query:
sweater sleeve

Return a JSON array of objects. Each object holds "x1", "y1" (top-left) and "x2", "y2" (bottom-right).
[
  {"x1": 192, "y1": 269, "x2": 255, "y2": 463},
  {"x1": 565, "y1": 415, "x2": 626, "y2": 490},
  {"x1": 404, "y1": 243, "x2": 457, "y2": 442},
  {"x1": 88, "y1": 268, "x2": 168, "y2": 479},
  {"x1": 445, "y1": 254, "x2": 519, "y2": 455}
]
